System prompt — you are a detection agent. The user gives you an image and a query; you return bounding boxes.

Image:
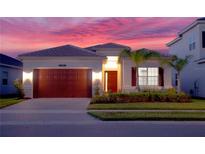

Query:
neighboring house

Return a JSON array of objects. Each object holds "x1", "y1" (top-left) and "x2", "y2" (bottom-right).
[
  {"x1": 167, "y1": 17, "x2": 205, "y2": 98},
  {"x1": 0, "y1": 53, "x2": 23, "y2": 96},
  {"x1": 18, "y1": 43, "x2": 172, "y2": 98}
]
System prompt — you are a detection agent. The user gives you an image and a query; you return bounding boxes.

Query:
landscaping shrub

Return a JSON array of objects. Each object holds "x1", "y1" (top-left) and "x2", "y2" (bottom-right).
[
  {"x1": 90, "y1": 91, "x2": 191, "y2": 104},
  {"x1": 94, "y1": 79, "x2": 100, "y2": 96},
  {"x1": 13, "y1": 79, "x2": 25, "y2": 99}
]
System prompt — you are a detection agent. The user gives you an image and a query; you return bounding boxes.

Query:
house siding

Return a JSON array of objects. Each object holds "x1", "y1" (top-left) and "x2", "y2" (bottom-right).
[{"x1": 0, "y1": 65, "x2": 22, "y2": 95}]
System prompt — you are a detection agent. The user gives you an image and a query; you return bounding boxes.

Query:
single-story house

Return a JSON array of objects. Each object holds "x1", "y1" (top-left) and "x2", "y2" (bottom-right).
[
  {"x1": 0, "y1": 53, "x2": 23, "y2": 96},
  {"x1": 18, "y1": 43, "x2": 172, "y2": 98}
]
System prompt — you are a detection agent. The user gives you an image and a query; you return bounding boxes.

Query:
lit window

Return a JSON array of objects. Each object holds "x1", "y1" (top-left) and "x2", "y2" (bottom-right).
[{"x1": 138, "y1": 67, "x2": 158, "y2": 86}]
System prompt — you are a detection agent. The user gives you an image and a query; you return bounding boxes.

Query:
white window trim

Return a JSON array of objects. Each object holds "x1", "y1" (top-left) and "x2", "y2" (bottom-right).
[{"x1": 138, "y1": 67, "x2": 159, "y2": 86}]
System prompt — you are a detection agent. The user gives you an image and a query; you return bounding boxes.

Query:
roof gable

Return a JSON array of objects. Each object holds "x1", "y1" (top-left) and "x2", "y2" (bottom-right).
[
  {"x1": 18, "y1": 45, "x2": 102, "y2": 57},
  {"x1": 85, "y1": 42, "x2": 131, "y2": 51},
  {"x1": 0, "y1": 54, "x2": 22, "y2": 67}
]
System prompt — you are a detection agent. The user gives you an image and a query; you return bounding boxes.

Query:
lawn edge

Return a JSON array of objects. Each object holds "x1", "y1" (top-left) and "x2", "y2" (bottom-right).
[
  {"x1": 0, "y1": 99, "x2": 23, "y2": 109},
  {"x1": 88, "y1": 111, "x2": 205, "y2": 121}
]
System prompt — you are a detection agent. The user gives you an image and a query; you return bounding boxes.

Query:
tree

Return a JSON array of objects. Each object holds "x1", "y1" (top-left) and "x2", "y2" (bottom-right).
[
  {"x1": 161, "y1": 55, "x2": 192, "y2": 93},
  {"x1": 120, "y1": 48, "x2": 161, "y2": 91}
]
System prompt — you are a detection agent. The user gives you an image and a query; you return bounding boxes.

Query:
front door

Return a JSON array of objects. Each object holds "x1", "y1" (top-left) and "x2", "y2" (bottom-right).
[{"x1": 105, "y1": 71, "x2": 117, "y2": 93}]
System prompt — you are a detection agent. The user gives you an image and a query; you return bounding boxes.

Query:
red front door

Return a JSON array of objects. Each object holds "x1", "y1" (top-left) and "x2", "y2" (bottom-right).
[{"x1": 105, "y1": 71, "x2": 117, "y2": 93}]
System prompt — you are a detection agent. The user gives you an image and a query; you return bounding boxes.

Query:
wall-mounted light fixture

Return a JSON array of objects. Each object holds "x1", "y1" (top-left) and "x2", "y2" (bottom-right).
[
  {"x1": 104, "y1": 56, "x2": 119, "y2": 70},
  {"x1": 23, "y1": 71, "x2": 33, "y2": 83},
  {"x1": 92, "y1": 71, "x2": 102, "y2": 81}
]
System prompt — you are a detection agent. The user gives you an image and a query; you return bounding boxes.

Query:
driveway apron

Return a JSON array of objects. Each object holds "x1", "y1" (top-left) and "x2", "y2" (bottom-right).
[{"x1": 0, "y1": 98, "x2": 97, "y2": 125}]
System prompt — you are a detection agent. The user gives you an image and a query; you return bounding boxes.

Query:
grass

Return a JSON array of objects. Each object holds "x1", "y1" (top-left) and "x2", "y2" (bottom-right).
[
  {"x1": 88, "y1": 111, "x2": 205, "y2": 121},
  {"x1": 0, "y1": 97, "x2": 23, "y2": 109},
  {"x1": 88, "y1": 99, "x2": 205, "y2": 110}
]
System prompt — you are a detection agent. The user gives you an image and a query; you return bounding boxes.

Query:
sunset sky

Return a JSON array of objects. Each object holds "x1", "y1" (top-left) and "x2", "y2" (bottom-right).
[{"x1": 0, "y1": 17, "x2": 197, "y2": 58}]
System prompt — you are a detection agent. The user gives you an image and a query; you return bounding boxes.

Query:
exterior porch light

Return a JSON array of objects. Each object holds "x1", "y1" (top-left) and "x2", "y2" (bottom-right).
[
  {"x1": 23, "y1": 71, "x2": 33, "y2": 83},
  {"x1": 92, "y1": 71, "x2": 102, "y2": 81},
  {"x1": 104, "y1": 56, "x2": 119, "y2": 69}
]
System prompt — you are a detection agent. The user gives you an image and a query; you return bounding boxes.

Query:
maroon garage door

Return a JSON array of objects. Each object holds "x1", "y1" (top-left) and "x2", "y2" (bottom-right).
[{"x1": 33, "y1": 69, "x2": 92, "y2": 98}]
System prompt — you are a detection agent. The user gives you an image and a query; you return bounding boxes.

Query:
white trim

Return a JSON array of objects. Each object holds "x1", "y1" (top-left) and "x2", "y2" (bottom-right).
[
  {"x1": 0, "y1": 63, "x2": 22, "y2": 69},
  {"x1": 105, "y1": 72, "x2": 108, "y2": 92},
  {"x1": 166, "y1": 37, "x2": 182, "y2": 46},
  {"x1": 33, "y1": 67, "x2": 92, "y2": 69},
  {"x1": 18, "y1": 56, "x2": 105, "y2": 60}
]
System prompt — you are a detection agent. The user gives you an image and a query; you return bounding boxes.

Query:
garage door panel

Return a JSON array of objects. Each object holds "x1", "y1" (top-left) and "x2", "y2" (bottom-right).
[{"x1": 33, "y1": 69, "x2": 92, "y2": 98}]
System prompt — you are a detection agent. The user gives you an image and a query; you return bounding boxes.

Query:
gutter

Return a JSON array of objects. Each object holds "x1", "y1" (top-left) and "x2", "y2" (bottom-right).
[{"x1": 0, "y1": 63, "x2": 23, "y2": 69}]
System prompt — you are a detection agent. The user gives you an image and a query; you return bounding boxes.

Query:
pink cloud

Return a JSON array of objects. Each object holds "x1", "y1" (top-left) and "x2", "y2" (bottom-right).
[{"x1": 0, "y1": 17, "x2": 196, "y2": 57}]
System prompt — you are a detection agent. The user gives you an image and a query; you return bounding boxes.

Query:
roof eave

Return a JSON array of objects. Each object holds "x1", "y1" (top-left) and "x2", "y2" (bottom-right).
[
  {"x1": 18, "y1": 55, "x2": 106, "y2": 60},
  {"x1": 167, "y1": 20, "x2": 205, "y2": 47},
  {"x1": 178, "y1": 20, "x2": 205, "y2": 36},
  {"x1": 166, "y1": 37, "x2": 182, "y2": 47}
]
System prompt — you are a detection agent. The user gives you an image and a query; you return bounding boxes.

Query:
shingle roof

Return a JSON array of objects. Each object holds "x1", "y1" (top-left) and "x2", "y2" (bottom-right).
[
  {"x1": 18, "y1": 45, "x2": 103, "y2": 57},
  {"x1": 197, "y1": 17, "x2": 205, "y2": 21},
  {"x1": 0, "y1": 54, "x2": 22, "y2": 67},
  {"x1": 85, "y1": 42, "x2": 131, "y2": 51}
]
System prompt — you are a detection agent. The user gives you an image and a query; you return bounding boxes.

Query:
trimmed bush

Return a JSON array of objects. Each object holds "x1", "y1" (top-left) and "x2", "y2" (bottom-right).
[
  {"x1": 90, "y1": 91, "x2": 191, "y2": 104},
  {"x1": 13, "y1": 79, "x2": 25, "y2": 99}
]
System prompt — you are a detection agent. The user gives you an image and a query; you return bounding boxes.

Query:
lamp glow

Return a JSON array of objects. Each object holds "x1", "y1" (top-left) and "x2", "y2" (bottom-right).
[
  {"x1": 92, "y1": 71, "x2": 102, "y2": 81},
  {"x1": 23, "y1": 71, "x2": 33, "y2": 82},
  {"x1": 104, "y1": 56, "x2": 118, "y2": 69}
]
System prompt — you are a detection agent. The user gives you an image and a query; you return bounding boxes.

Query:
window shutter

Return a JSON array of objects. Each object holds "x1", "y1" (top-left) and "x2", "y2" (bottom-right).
[
  {"x1": 131, "y1": 67, "x2": 136, "y2": 86},
  {"x1": 159, "y1": 67, "x2": 164, "y2": 86},
  {"x1": 202, "y1": 31, "x2": 205, "y2": 48}
]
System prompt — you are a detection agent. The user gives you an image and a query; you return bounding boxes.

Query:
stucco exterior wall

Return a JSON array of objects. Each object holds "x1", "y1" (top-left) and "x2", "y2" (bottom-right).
[
  {"x1": 178, "y1": 62, "x2": 205, "y2": 97},
  {"x1": 0, "y1": 65, "x2": 22, "y2": 95},
  {"x1": 121, "y1": 59, "x2": 172, "y2": 92},
  {"x1": 21, "y1": 57, "x2": 103, "y2": 98}
]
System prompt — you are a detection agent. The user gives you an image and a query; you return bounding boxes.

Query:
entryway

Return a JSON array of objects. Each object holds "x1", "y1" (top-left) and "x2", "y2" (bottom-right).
[{"x1": 104, "y1": 71, "x2": 117, "y2": 92}]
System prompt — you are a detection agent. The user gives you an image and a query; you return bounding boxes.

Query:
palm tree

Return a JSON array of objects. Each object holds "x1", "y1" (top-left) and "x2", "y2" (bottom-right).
[
  {"x1": 120, "y1": 48, "x2": 161, "y2": 91},
  {"x1": 161, "y1": 55, "x2": 192, "y2": 93}
]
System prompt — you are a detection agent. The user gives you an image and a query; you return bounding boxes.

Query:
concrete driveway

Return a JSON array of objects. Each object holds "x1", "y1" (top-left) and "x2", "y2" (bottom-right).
[
  {"x1": 1, "y1": 98, "x2": 205, "y2": 137},
  {"x1": 0, "y1": 98, "x2": 96, "y2": 124}
]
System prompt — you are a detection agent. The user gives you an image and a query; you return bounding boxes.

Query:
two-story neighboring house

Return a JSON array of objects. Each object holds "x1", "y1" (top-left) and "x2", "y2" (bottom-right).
[{"x1": 167, "y1": 18, "x2": 205, "y2": 98}]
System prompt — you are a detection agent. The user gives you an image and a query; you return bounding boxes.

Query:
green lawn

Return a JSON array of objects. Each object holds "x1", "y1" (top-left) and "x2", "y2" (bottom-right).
[
  {"x1": 0, "y1": 98, "x2": 23, "y2": 109},
  {"x1": 88, "y1": 99, "x2": 205, "y2": 110},
  {"x1": 88, "y1": 111, "x2": 205, "y2": 121}
]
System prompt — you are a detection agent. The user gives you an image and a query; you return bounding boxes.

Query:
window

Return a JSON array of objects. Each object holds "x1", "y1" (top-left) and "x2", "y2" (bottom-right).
[
  {"x1": 189, "y1": 35, "x2": 196, "y2": 51},
  {"x1": 138, "y1": 67, "x2": 158, "y2": 86},
  {"x1": 175, "y1": 73, "x2": 178, "y2": 86},
  {"x1": 202, "y1": 31, "x2": 205, "y2": 48},
  {"x1": 2, "y1": 71, "x2": 8, "y2": 85}
]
